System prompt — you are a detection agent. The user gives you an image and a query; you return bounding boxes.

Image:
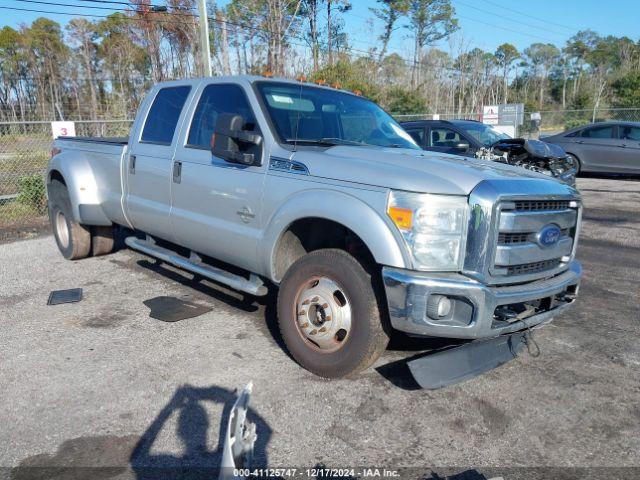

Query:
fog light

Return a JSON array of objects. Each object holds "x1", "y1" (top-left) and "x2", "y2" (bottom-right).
[{"x1": 426, "y1": 294, "x2": 452, "y2": 320}]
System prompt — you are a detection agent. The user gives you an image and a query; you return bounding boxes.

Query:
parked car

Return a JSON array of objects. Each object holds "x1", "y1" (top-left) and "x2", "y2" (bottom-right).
[
  {"x1": 47, "y1": 76, "x2": 582, "y2": 385},
  {"x1": 543, "y1": 121, "x2": 640, "y2": 174},
  {"x1": 401, "y1": 119, "x2": 576, "y2": 183},
  {"x1": 401, "y1": 119, "x2": 509, "y2": 157}
]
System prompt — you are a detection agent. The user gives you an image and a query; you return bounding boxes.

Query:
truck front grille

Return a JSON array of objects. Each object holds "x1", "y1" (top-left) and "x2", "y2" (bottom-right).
[
  {"x1": 514, "y1": 200, "x2": 571, "y2": 211},
  {"x1": 506, "y1": 259, "x2": 561, "y2": 276},
  {"x1": 492, "y1": 200, "x2": 580, "y2": 280}
]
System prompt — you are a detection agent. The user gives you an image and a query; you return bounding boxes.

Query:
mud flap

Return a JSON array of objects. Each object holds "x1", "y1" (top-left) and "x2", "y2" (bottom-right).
[{"x1": 408, "y1": 331, "x2": 528, "y2": 389}]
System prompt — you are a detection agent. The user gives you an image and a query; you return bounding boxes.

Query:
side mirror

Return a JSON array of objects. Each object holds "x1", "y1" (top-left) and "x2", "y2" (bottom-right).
[
  {"x1": 454, "y1": 142, "x2": 470, "y2": 152},
  {"x1": 211, "y1": 113, "x2": 262, "y2": 166}
]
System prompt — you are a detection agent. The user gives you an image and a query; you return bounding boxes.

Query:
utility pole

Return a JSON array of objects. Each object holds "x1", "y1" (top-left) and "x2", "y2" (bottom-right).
[{"x1": 197, "y1": 0, "x2": 212, "y2": 76}]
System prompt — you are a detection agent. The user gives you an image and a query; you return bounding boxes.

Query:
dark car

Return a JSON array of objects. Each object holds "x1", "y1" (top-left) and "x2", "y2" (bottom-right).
[
  {"x1": 400, "y1": 119, "x2": 510, "y2": 156},
  {"x1": 543, "y1": 121, "x2": 640, "y2": 174}
]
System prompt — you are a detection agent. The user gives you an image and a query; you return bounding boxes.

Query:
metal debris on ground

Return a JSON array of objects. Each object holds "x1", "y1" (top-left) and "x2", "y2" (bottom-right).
[{"x1": 47, "y1": 288, "x2": 83, "y2": 306}]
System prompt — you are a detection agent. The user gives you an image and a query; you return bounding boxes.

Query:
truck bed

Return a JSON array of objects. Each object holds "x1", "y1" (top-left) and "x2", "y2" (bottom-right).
[{"x1": 58, "y1": 136, "x2": 128, "y2": 145}]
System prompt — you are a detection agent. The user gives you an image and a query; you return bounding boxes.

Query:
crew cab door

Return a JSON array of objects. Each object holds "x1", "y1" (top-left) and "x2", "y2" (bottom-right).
[
  {"x1": 125, "y1": 84, "x2": 193, "y2": 239},
  {"x1": 170, "y1": 82, "x2": 266, "y2": 273}
]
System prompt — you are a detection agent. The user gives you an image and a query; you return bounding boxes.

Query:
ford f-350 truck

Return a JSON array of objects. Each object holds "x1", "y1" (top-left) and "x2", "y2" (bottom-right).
[{"x1": 47, "y1": 76, "x2": 582, "y2": 383}]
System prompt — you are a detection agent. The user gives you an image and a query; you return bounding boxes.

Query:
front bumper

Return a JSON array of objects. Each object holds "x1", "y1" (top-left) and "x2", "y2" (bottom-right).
[{"x1": 382, "y1": 260, "x2": 581, "y2": 339}]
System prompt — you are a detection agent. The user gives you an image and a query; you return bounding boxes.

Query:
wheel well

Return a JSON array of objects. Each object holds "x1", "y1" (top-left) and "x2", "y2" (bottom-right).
[
  {"x1": 49, "y1": 170, "x2": 66, "y2": 186},
  {"x1": 273, "y1": 218, "x2": 377, "y2": 282}
]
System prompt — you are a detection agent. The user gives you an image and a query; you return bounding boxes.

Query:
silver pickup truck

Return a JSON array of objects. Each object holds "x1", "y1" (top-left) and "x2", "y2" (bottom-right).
[{"x1": 47, "y1": 76, "x2": 582, "y2": 383}]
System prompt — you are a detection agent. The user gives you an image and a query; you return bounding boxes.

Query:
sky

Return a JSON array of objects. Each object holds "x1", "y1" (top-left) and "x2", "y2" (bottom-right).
[{"x1": 1, "y1": 0, "x2": 639, "y2": 57}]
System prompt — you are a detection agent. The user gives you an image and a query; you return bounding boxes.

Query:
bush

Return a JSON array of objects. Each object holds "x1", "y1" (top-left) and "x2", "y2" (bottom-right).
[{"x1": 17, "y1": 174, "x2": 47, "y2": 214}]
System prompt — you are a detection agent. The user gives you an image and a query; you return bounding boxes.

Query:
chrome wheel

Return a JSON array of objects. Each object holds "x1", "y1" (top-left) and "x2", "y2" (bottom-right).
[
  {"x1": 294, "y1": 276, "x2": 352, "y2": 352},
  {"x1": 55, "y1": 210, "x2": 69, "y2": 249}
]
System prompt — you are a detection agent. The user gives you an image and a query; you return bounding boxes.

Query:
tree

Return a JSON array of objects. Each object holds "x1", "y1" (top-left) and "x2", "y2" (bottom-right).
[
  {"x1": 405, "y1": 0, "x2": 458, "y2": 87},
  {"x1": 370, "y1": 0, "x2": 409, "y2": 66},
  {"x1": 326, "y1": 0, "x2": 351, "y2": 66},
  {"x1": 495, "y1": 43, "x2": 519, "y2": 104},
  {"x1": 523, "y1": 43, "x2": 560, "y2": 108},
  {"x1": 67, "y1": 19, "x2": 100, "y2": 120},
  {"x1": 611, "y1": 70, "x2": 640, "y2": 108}
]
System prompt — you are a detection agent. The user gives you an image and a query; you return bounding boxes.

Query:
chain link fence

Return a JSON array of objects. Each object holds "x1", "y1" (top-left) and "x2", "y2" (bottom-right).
[
  {"x1": 0, "y1": 120, "x2": 132, "y2": 235},
  {"x1": 1, "y1": 108, "x2": 639, "y2": 235}
]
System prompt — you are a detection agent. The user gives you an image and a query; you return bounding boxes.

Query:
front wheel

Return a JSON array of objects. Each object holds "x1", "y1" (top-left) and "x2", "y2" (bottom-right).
[{"x1": 277, "y1": 249, "x2": 390, "y2": 378}]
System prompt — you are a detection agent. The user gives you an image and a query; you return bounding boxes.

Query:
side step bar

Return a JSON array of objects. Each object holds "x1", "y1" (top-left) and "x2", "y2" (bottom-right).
[{"x1": 125, "y1": 236, "x2": 268, "y2": 296}]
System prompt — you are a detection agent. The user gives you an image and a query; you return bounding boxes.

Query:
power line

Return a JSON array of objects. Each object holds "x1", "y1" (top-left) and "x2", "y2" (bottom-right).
[
  {"x1": 77, "y1": 0, "x2": 195, "y2": 12},
  {"x1": 454, "y1": 0, "x2": 567, "y2": 40},
  {"x1": 477, "y1": 0, "x2": 579, "y2": 33}
]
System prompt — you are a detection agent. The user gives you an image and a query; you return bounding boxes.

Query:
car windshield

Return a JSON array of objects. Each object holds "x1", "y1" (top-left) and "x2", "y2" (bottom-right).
[
  {"x1": 457, "y1": 122, "x2": 510, "y2": 147},
  {"x1": 256, "y1": 81, "x2": 419, "y2": 149}
]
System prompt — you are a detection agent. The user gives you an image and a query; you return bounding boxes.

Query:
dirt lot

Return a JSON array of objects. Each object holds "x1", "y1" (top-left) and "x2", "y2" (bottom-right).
[{"x1": 1, "y1": 177, "x2": 639, "y2": 480}]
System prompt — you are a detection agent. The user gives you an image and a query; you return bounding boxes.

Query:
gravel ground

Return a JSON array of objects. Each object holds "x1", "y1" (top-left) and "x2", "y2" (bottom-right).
[{"x1": 1, "y1": 177, "x2": 639, "y2": 480}]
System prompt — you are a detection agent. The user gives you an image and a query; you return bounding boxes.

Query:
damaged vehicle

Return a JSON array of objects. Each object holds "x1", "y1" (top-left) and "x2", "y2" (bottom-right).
[
  {"x1": 47, "y1": 76, "x2": 582, "y2": 387},
  {"x1": 401, "y1": 119, "x2": 577, "y2": 185}
]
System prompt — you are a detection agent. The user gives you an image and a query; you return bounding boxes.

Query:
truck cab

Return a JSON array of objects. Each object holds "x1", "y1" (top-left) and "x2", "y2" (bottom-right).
[{"x1": 47, "y1": 76, "x2": 582, "y2": 384}]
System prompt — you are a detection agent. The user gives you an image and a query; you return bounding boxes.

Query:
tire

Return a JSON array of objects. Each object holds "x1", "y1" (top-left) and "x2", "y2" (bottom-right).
[
  {"x1": 277, "y1": 249, "x2": 390, "y2": 378},
  {"x1": 91, "y1": 226, "x2": 115, "y2": 256},
  {"x1": 48, "y1": 179, "x2": 91, "y2": 260},
  {"x1": 567, "y1": 153, "x2": 582, "y2": 175}
]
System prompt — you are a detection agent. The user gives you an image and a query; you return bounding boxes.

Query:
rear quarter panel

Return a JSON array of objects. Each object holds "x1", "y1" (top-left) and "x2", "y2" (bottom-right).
[{"x1": 48, "y1": 140, "x2": 129, "y2": 226}]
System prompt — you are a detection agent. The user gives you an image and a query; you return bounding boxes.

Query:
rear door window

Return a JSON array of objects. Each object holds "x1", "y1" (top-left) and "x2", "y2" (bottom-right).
[
  {"x1": 187, "y1": 84, "x2": 257, "y2": 149},
  {"x1": 141, "y1": 86, "x2": 191, "y2": 145},
  {"x1": 580, "y1": 125, "x2": 614, "y2": 139}
]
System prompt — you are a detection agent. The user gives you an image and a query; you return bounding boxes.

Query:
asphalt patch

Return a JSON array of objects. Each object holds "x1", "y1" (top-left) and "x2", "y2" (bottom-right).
[{"x1": 143, "y1": 296, "x2": 212, "y2": 322}]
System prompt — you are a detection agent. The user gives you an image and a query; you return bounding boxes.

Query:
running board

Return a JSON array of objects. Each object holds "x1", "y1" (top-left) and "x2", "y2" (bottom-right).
[{"x1": 125, "y1": 236, "x2": 268, "y2": 296}]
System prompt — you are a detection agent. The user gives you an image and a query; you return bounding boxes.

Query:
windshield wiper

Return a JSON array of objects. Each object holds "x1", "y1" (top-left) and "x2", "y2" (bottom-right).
[{"x1": 285, "y1": 137, "x2": 364, "y2": 147}]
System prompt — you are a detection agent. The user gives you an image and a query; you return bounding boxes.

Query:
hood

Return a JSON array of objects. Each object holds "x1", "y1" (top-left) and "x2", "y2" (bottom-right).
[{"x1": 291, "y1": 146, "x2": 554, "y2": 196}]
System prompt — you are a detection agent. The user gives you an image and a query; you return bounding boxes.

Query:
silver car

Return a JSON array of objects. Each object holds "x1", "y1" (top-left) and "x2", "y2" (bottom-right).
[{"x1": 544, "y1": 121, "x2": 640, "y2": 174}]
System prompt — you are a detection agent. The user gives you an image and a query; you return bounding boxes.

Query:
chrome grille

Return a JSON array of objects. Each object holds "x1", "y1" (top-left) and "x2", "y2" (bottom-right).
[
  {"x1": 492, "y1": 200, "x2": 580, "y2": 280},
  {"x1": 507, "y1": 259, "x2": 561, "y2": 276},
  {"x1": 514, "y1": 200, "x2": 570, "y2": 211}
]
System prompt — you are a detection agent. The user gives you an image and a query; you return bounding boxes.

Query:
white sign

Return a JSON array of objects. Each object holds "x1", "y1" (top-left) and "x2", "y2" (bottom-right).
[
  {"x1": 431, "y1": 114, "x2": 440, "y2": 120},
  {"x1": 530, "y1": 112, "x2": 541, "y2": 121},
  {"x1": 483, "y1": 105, "x2": 499, "y2": 125},
  {"x1": 51, "y1": 121, "x2": 76, "y2": 139}
]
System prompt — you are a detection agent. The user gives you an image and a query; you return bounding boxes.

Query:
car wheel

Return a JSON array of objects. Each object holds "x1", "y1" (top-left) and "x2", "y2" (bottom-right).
[
  {"x1": 48, "y1": 179, "x2": 91, "y2": 260},
  {"x1": 567, "y1": 153, "x2": 582, "y2": 174},
  {"x1": 277, "y1": 249, "x2": 390, "y2": 378},
  {"x1": 92, "y1": 226, "x2": 115, "y2": 256}
]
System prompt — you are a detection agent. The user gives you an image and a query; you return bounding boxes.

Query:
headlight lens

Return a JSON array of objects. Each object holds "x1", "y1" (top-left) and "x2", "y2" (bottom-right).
[{"x1": 387, "y1": 191, "x2": 469, "y2": 271}]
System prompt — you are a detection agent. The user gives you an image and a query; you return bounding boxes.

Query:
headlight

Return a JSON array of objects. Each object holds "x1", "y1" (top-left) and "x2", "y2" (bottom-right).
[{"x1": 387, "y1": 191, "x2": 469, "y2": 271}]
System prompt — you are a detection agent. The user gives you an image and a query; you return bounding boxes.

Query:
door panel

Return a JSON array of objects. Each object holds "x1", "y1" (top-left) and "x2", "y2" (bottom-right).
[
  {"x1": 615, "y1": 125, "x2": 640, "y2": 173},
  {"x1": 126, "y1": 85, "x2": 193, "y2": 239},
  {"x1": 170, "y1": 83, "x2": 266, "y2": 273},
  {"x1": 569, "y1": 124, "x2": 617, "y2": 172}
]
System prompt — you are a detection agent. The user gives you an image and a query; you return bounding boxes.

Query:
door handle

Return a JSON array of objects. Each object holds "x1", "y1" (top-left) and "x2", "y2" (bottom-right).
[
  {"x1": 173, "y1": 161, "x2": 182, "y2": 184},
  {"x1": 129, "y1": 155, "x2": 136, "y2": 174}
]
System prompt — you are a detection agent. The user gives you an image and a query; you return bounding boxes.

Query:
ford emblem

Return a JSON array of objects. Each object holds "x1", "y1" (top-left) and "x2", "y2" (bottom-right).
[{"x1": 537, "y1": 224, "x2": 562, "y2": 247}]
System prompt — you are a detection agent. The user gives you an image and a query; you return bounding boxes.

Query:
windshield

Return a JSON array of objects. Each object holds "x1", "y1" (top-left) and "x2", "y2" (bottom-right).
[
  {"x1": 457, "y1": 122, "x2": 510, "y2": 147},
  {"x1": 256, "y1": 82, "x2": 419, "y2": 149}
]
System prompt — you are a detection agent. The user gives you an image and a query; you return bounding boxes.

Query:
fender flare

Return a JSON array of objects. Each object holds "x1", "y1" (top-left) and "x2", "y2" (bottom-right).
[
  {"x1": 260, "y1": 189, "x2": 410, "y2": 282},
  {"x1": 47, "y1": 152, "x2": 111, "y2": 226}
]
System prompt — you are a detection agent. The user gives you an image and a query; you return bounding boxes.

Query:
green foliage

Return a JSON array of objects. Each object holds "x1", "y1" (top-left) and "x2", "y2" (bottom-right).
[
  {"x1": 385, "y1": 86, "x2": 427, "y2": 114},
  {"x1": 611, "y1": 71, "x2": 640, "y2": 108},
  {"x1": 17, "y1": 174, "x2": 47, "y2": 214},
  {"x1": 310, "y1": 60, "x2": 381, "y2": 102}
]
